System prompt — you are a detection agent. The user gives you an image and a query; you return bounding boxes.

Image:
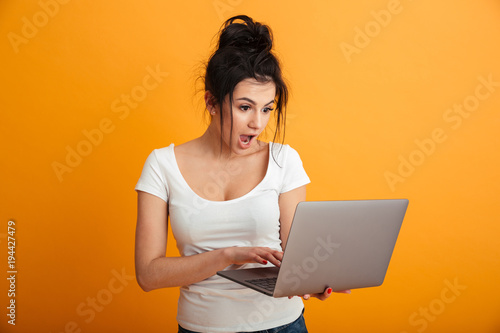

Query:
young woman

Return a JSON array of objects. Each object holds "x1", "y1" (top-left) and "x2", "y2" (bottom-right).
[{"x1": 134, "y1": 15, "x2": 346, "y2": 333}]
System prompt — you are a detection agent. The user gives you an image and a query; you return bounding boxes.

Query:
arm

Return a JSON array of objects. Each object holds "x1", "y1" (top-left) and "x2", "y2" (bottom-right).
[
  {"x1": 135, "y1": 191, "x2": 283, "y2": 292},
  {"x1": 278, "y1": 185, "x2": 306, "y2": 250}
]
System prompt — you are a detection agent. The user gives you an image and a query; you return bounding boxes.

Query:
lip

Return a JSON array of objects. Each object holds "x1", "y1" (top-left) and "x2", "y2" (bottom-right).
[{"x1": 238, "y1": 134, "x2": 257, "y2": 149}]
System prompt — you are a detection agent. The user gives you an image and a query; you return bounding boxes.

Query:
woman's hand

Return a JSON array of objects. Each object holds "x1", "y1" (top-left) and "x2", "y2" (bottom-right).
[
  {"x1": 223, "y1": 246, "x2": 283, "y2": 267},
  {"x1": 288, "y1": 288, "x2": 351, "y2": 301}
]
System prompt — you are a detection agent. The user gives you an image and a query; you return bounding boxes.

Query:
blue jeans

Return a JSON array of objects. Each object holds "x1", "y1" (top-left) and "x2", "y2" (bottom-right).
[{"x1": 178, "y1": 309, "x2": 308, "y2": 333}]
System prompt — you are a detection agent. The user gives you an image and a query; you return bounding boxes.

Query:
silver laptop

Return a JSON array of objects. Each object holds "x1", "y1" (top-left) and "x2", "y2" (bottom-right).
[{"x1": 217, "y1": 199, "x2": 409, "y2": 297}]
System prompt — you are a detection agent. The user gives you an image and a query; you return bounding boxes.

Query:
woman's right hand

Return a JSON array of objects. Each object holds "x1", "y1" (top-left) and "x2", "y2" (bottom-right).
[{"x1": 222, "y1": 247, "x2": 283, "y2": 267}]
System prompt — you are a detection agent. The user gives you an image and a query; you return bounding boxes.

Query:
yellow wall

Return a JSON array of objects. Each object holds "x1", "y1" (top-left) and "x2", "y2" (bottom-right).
[{"x1": 1, "y1": 1, "x2": 499, "y2": 332}]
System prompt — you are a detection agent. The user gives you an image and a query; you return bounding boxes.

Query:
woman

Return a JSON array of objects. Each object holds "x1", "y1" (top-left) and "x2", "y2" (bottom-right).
[{"x1": 134, "y1": 15, "x2": 345, "y2": 332}]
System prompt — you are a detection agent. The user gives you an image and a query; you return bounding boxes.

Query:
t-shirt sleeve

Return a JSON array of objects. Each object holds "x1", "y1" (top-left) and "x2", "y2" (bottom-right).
[
  {"x1": 135, "y1": 150, "x2": 169, "y2": 202},
  {"x1": 280, "y1": 146, "x2": 311, "y2": 194}
]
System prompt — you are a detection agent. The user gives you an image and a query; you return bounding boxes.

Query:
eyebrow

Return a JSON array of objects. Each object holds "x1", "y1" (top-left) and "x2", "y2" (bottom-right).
[{"x1": 235, "y1": 97, "x2": 275, "y2": 106}]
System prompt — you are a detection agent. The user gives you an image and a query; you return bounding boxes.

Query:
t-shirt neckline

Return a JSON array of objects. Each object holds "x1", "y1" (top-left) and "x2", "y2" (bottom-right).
[{"x1": 170, "y1": 142, "x2": 275, "y2": 204}]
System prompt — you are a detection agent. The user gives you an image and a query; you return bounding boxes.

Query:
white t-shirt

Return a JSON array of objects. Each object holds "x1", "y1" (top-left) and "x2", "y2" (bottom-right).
[{"x1": 135, "y1": 142, "x2": 310, "y2": 332}]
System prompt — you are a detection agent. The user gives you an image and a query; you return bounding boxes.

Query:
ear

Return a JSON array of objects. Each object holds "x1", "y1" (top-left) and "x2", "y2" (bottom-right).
[{"x1": 204, "y1": 91, "x2": 217, "y2": 114}]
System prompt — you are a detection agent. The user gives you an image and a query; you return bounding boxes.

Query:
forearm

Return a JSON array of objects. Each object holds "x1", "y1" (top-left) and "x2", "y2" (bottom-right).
[{"x1": 137, "y1": 248, "x2": 231, "y2": 292}]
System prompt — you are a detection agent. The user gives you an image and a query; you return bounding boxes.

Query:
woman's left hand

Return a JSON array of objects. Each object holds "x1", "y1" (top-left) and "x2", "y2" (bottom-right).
[{"x1": 288, "y1": 288, "x2": 351, "y2": 301}]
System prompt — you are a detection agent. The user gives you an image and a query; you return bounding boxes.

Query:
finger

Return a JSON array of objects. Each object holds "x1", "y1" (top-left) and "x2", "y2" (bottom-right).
[
  {"x1": 307, "y1": 288, "x2": 332, "y2": 301},
  {"x1": 310, "y1": 293, "x2": 325, "y2": 301},
  {"x1": 321, "y1": 287, "x2": 333, "y2": 300},
  {"x1": 258, "y1": 250, "x2": 282, "y2": 267},
  {"x1": 334, "y1": 289, "x2": 351, "y2": 294},
  {"x1": 272, "y1": 250, "x2": 284, "y2": 261},
  {"x1": 265, "y1": 254, "x2": 282, "y2": 267},
  {"x1": 253, "y1": 254, "x2": 268, "y2": 265},
  {"x1": 260, "y1": 247, "x2": 283, "y2": 258}
]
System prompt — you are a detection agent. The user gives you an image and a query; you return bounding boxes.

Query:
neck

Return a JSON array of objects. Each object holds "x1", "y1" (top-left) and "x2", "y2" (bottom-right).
[{"x1": 199, "y1": 121, "x2": 233, "y2": 160}]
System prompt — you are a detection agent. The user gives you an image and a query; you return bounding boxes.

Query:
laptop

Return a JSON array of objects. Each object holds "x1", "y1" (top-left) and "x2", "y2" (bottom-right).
[{"x1": 217, "y1": 199, "x2": 409, "y2": 298}]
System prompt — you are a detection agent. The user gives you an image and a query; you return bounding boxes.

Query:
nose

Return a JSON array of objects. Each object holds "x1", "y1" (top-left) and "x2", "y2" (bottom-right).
[{"x1": 249, "y1": 110, "x2": 263, "y2": 129}]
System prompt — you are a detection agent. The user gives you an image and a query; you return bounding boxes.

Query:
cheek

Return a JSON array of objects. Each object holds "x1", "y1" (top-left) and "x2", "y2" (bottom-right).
[{"x1": 263, "y1": 114, "x2": 272, "y2": 127}]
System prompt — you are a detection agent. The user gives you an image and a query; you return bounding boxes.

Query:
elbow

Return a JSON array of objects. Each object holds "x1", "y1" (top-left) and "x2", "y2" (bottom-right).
[
  {"x1": 136, "y1": 273, "x2": 155, "y2": 292},
  {"x1": 138, "y1": 283, "x2": 153, "y2": 293}
]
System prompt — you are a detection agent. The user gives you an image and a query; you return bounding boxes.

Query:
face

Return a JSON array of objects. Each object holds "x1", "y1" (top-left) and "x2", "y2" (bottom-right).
[{"x1": 210, "y1": 78, "x2": 276, "y2": 155}]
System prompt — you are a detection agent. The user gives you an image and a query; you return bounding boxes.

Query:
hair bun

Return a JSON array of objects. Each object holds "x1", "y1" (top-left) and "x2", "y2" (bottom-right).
[
  {"x1": 218, "y1": 15, "x2": 273, "y2": 54},
  {"x1": 204, "y1": 15, "x2": 288, "y2": 151}
]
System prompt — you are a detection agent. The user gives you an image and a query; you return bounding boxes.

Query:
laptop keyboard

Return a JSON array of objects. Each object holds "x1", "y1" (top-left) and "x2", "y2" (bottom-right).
[{"x1": 245, "y1": 277, "x2": 277, "y2": 292}]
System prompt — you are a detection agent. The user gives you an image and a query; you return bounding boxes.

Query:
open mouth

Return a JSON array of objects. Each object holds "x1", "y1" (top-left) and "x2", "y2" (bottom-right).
[{"x1": 240, "y1": 135, "x2": 255, "y2": 145}]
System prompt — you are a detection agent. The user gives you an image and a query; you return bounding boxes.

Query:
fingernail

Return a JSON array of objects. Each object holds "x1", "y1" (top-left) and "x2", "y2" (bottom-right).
[
  {"x1": 262, "y1": 260, "x2": 268, "y2": 265},
  {"x1": 327, "y1": 288, "x2": 332, "y2": 294}
]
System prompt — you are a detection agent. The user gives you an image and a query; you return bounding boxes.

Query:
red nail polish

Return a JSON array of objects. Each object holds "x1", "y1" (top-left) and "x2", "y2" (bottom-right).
[
  {"x1": 262, "y1": 260, "x2": 268, "y2": 265},
  {"x1": 327, "y1": 288, "x2": 332, "y2": 294}
]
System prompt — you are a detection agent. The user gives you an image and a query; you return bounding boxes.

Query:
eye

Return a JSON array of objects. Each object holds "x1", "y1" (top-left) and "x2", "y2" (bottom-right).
[
  {"x1": 262, "y1": 107, "x2": 274, "y2": 114},
  {"x1": 240, "y1": 105, "x2": 251, "y2": 111}
]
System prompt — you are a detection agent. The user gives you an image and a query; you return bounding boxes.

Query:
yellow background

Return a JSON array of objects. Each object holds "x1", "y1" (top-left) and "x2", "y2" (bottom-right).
[{"x1": 1, "y1": 0, "x2": 499, "y2": 332}]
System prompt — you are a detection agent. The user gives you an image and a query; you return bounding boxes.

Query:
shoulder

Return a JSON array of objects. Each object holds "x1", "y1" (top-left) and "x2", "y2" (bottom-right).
[
  {"x1": 269, "y1": 142, "x2": 310, "y2": 193},
  {"x1": 135, "y1": 144, "x2": 175, "y2": 201},
  {"x1": 147, "y1": 143, "x2": 174, "y2": 158},
  {"x1": 141, "y1": 144, "x2": 175, "y2": 169},
  {"x1": 171, "y1": 137, "x2": 207, "y2": 160},
  {"x1": 153, "y1": 143, "x2": 175, "y2": 154},
  {"x1": 172, "y1": 138, "x2": 195, "y2": 153},
  {"x1": 270, "y1": 142, "x2": 304, "y2": 166}
]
